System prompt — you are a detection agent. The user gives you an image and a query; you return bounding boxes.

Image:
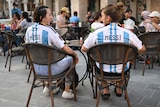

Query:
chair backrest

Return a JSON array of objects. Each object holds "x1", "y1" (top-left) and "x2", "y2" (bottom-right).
[
  {"x1": 4, "y1": 32, "x2": 17, "y2": 43},
  {"x1": 19, "y1": 28, "x2": 27, "y2": 34},
  {"x1": 80, "y1": 27, "x2": 90, "y2": 38},
  {"x1": 4, "y1": 32, "x2": 17, "y2": 50},
  {"x1": 138, "y1": 32, "x2": 160, "y2": 48},
  {"x1": 87, "y1": 42, "x2": 137, "y2": 66},
  {"x1": 23, "y1": 43, "x2": 67, "y2": 65}
]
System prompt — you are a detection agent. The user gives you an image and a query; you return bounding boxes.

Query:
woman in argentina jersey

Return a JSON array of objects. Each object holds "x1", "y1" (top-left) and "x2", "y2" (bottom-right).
[
  {"x1": 25, "y1": 6, "x2": 79, "y2": 99},
  {"x1": 81, "y1": 4, "x2": 146, "y2": 100}
]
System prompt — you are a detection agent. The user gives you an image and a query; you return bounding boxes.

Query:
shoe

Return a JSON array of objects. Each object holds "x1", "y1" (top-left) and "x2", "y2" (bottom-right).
[
  {"x1": 52, "y1": 87, "x2": 60, "y2": 94},
  {"x1": 114, "y1": 87, "x2": 122, "y2": 97},
  {"x1": 101, "y1": 92, "x2": 110, "y2": 100},
  {"x1": 43, "y1": 86, "x2": 49, "y2": 95},
  {"x1": 43, "y1": 86, "x2": 60, "y2": 96},
  {"x1": 62, "y1": 90, "x2": 74, "y2": 99}
]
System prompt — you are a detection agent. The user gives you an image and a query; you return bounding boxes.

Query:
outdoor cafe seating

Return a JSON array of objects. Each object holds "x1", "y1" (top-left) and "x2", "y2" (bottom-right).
[
  {"x1": 87, "y1": 42, "x2": 137, "y2": 107},
  {"x1": 4, "y1": 32, "x2": 24, "y2": 71},
  {"x1": 23, "y1": 43, "x2": 77, "y2": 107},
  {"x1": 138, "y1": 31, "x2": 160, "y2": 76}
]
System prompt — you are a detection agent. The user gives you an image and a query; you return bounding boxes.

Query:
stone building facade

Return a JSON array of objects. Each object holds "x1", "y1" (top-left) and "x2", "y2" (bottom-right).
[{"x1": 0, "y1": 0, "x2": 160, "y2": 23}]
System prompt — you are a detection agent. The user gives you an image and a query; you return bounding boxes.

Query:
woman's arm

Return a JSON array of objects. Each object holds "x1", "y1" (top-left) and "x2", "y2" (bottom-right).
[{"x1": 62, "y1": 45, "x2": 79, "y2": 64}]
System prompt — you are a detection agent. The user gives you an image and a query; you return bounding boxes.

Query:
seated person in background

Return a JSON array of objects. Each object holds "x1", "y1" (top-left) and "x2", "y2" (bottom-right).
[
  {"x1": 25, "y1": 6, "x2": 79, "y2": 99},
  {"x1": 11, "y1": 12, "x2": 21, "y2": 46},
  {"x1": 85, "y1": 11, "x2": 94, "y2": 26},
  {"x1": 129, "y1": 9, "x2": 138, "y2": 25},
  {"x1": 69, "y1": 11, "x2": 80, "y2": 26},
  {"x1": 145, "y1": 11, "x2": 160, "y2": 31},
  {"x1": 81, "y1": 4, "x2": 145, "y2": 100},
  {"x1": 90, "y1": 11, "x2": 104, "y2": 32},
  {"x1": 123, "y1": 8, "x2": 135, "y2": 30},
  {"x1": 16, "y1": 12, "x2": 34, "y2": 32},
  {"x1": 139, "y1": 11, "x2": 154, "y2": 32},
  {"x1": 56, "y1": 7, "x2": 72, "y2": 29},
  {"x1": 11, "y1": 12, "x2": 20, "y2": 31},
  {"x1": 56, "y1": 7, "x2": 73, "y2": 36}
]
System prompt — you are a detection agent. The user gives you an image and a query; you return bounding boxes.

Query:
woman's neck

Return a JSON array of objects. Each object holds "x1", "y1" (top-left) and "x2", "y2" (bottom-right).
[{"x1": 40, "y1": 22, "x2": 47, "y2": 26}]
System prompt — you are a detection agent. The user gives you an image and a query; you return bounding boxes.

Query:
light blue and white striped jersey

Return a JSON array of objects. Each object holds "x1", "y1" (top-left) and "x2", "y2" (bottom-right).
[
  {"x1": 84, "y1": 23, "x2": 142, "y2": 73},
  {"x1": 25, "y1": 23, "x2": 64, "y2": 49}
]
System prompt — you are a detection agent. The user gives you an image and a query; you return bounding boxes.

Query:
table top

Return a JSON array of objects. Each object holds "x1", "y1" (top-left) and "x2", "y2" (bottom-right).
[
  {"x1": 65, "y1": 40, "x2": 82, "y2": 47},
  {"x1": 0, "y1": 30, "x2": 12, "y2": 34}
]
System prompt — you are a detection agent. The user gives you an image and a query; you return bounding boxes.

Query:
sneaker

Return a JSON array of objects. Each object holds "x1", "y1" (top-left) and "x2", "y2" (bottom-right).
[
  {"x1": 62, "y1": 90, "x2": 74, "y2": 99},
  {"x1": 43, "y1": 86, "x2": 49, "y2": 96},
  {"x1": 43, "y1": 86, "x2": 60, "y2": 96},
  {"x1": 52, "y1": 87, "x2": 60, "y2": 94}
]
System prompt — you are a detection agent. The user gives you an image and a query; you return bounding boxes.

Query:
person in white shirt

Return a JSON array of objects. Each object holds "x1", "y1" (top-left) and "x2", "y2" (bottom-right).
[
  {"x1": 56, "y1": 7, "x2": 73, "y2": 36},
  {"x1": 145, "y1": 11, "x2": 160, "y2": 31},
  {"x1": 16, "y1": 12, "x2": 34, "y2": 31},
  {"x1": 123, "y1": 9, "x2": 135, "y2": 30},
  {"x1": 25, "y1": 6, "x2": 78, "y2": 99},
  {"x1": 90, "y1": 11, "x2": 104, "y2": 32},
  {"x1": 81, "y1": 4, "x2": 145, "y2": 100},
  {"x1": 139, "y1": 11, "x2": 155, "y2": 32}
]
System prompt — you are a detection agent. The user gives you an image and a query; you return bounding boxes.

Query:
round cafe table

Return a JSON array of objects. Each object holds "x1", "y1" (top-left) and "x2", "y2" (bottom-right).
[{"x1": 65, "y1": 40, "x2": 89, "y2": 85}]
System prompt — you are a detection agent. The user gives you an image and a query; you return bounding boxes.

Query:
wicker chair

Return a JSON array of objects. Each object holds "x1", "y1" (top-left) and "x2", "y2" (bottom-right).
[
  {"x1": 4, "y1": 32, "x2": 24, "y2": 71},
  {"x1": 87, "y1": 42, "x2": 137, "y2": 107},
  {"x1": 138, "y1": 32, "x2": 160, "y2": 76},
  {"x1": 23, "y1": 43, "x2": 77, "y2": 107}
]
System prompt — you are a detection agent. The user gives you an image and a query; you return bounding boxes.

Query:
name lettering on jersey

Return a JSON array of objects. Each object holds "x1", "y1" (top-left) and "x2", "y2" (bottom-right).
[
  {"x1": 29, "y1": 35, "x2": 41, "y2": 40},
  {"x1": 105, "y1": 35, "x2": 121, "y2": 40}
]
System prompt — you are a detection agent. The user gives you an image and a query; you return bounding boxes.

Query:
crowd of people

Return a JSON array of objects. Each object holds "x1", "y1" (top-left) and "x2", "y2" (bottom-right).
[
  {"x1": 25, "y1": 2, "x2": 143, "y2": 100},
  {"x1": 1, "y1": 0, "x2": 160, "y2": 101}
]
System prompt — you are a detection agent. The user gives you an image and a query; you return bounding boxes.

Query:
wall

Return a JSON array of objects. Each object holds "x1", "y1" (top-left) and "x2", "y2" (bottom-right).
[
  {"x1": 55, "y1": 0, "x2": 67, "y2": 16},
  {"x1": 150, "y1": 0, "x2": 160, "y2": 12},
  {"x1": 71, "y1": 0, "x2": 88, "y2": 22}
]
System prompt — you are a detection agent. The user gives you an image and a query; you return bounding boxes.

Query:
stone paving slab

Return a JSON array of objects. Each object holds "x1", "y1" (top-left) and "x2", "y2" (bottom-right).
[{"x1": 0, "y1": 52, "x2": 160, "y2": 107}]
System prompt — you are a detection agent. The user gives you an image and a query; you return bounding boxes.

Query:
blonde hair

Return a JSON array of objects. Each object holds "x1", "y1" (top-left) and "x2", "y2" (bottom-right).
[{"x1": 116, "y1": 2, "x2": 125, "y2": 12}]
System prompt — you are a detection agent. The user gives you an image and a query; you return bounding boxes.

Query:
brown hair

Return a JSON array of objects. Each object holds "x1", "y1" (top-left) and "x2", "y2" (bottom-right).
[
  {"x1": 102, "y1": 4, "x2": 123, "y2": 22},
  {"x1": 33, "y1": 6, "x2": 48, "y2": 23}
]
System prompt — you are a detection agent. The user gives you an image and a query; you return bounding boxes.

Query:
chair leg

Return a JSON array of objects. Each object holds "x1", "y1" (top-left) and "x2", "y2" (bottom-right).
[
  {"x1": 159, "y1": 58, "x2": 160, "y2": 66},
  {"x1": 142, "y1": 60, "x2": 146, "y2": 76},
  {"x1": 49, "y1": 82, "x2": 54, "y2": 107},
  {"x1": 89, "y1": 66, "x2": 96, "y2": 98},
  {"x1": 151, "y1": 56, "x2": 154, "y2": 69},
  {"x1": 95, "y1": 90, "x2": 101, "y2": 107},
  {"x1": 133, "y1": 59, "x2": 136, "y2": 69},
  {"x1": 21, "y1": 54, "x2": 25, "y2": 63},
  {"x1": 9, "y1": 56, "x2": 12, "y2": 71},
  {"x1": 124, "y1": 89, "x2": 131, "y2": 107},
  {"x1": 72, "y1": 79, "x2": 77, "y2": 101},
  {"x1": 72, "y1": 70, "x2": 77, "y2": 101},
  {"x1": 27, "y1": 69, "x2": 32, "y2": 83},
  {"x1": 5, "y1": 54, "x2": 9, "y2": 68},
  {"x1": 26, "y1": 80, "x2": 35, "y2": 107}
]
